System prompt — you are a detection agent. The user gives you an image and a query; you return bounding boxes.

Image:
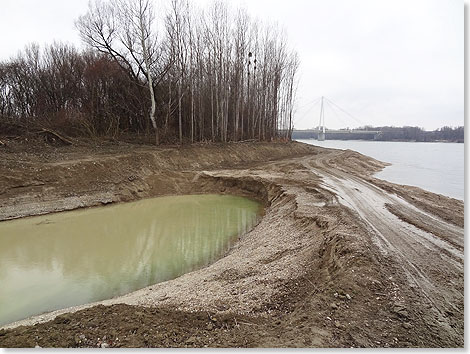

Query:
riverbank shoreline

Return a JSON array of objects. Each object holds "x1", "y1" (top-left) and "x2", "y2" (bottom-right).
[
  {"x1": 0, "y1": 140, "x2": 464, "y2": 347},
  {"x1": 295, "y1": 139, "x2": 464, "y2": 201}
]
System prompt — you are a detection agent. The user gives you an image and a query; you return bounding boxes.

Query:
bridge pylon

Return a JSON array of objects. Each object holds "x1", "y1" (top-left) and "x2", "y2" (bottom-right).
[{"x1": 317, "y1": 96, "x2": 325, "y2": 141}]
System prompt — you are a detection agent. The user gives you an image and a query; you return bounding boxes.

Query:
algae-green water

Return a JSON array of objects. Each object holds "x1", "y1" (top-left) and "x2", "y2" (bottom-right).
[{"x1": 0, "y1": 194, "x2": 261, "y2": 326}]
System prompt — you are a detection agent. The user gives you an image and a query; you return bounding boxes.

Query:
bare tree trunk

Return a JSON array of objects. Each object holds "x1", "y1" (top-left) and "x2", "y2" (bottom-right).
[
  {"x1": 178, "y1": 78, "x2": 182, "y2": 144},
  {"x1": 166, "y1": 78, "x2": 172, "y2": 137},
  {"x1": 234, "y1": 92, "x2": 240, "y2": 141},
  {"x1": 138, "y1": 0, "x2": 159, "y2": 145},
  {"x1": 210, "y1": 78, "x2": 214, "y2": 141},
  {"x1": 191, "y1": 81, "x2": 194, "y2": 143}
]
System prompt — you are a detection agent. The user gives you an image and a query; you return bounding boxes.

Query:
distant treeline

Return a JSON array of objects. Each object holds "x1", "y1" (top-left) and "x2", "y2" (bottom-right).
[
  {"x1": 0, "y1": 0, "x2": 298, "y2": 144},
  {"x1": 293, "y1": 126, "x2": 464, "y2": 143}
]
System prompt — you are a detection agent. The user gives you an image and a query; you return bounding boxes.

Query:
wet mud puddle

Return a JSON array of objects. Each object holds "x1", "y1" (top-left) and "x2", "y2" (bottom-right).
[{"x1": 0, "y1": 194, "x2": 261, "y2": 326}]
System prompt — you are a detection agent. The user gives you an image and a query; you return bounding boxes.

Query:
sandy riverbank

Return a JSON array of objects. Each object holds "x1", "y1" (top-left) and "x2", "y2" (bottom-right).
[{"x1": 0, "y1": 140, "x2": 464, "y2": 347}]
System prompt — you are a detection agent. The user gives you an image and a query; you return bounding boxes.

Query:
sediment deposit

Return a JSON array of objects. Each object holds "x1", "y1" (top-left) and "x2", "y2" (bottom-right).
[{"x1": 0, "y1": 140, "x2": 463, "y2": 348}]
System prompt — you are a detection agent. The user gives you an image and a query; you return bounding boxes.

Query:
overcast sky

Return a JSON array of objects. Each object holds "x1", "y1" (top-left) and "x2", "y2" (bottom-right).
[{"x1": 0, "y1": 0, "x2": 463, "y2": 130}]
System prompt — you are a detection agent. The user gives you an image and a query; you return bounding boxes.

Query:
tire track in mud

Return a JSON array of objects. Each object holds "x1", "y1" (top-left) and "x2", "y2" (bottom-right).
[{"x1": 304, "y1": 154, "x2": 464, "y2": 337}]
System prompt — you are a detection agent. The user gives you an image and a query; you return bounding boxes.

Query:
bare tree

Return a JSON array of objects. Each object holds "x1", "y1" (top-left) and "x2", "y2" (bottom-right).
[
  {"x1": 76, "y1": 0, "x2": 163, "y2": 144},
  {"x1": 2, "y1": 0, "x2": 300, "y2": 145}
]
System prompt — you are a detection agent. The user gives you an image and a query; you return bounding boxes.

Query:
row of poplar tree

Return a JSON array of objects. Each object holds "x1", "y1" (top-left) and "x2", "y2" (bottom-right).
[{"x1": 0, "y1": 0, "x2": 299, "y2": 144}]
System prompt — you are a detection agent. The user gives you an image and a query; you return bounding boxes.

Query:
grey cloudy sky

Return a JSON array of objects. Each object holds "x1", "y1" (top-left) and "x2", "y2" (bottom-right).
[{"x1": 0, "y1": 0, "x2": 463, "y2": 130}]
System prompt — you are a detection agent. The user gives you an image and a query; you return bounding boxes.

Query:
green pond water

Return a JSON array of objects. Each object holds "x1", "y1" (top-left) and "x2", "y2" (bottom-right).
[{"x1": 0, "y1": 194, "x2": 261, "y2": 326}]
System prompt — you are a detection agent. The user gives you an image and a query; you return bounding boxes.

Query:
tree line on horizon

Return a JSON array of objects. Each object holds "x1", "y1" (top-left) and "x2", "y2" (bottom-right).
[
  {"x1": 359, "y1": 125, "x2": 464, "y2": 142},
  {"x1": 0, "y1": 0, "x2": 299, "y2": 145},
  {"x1": 293, "y1": 125, "x2": 464, "y2": 142}
]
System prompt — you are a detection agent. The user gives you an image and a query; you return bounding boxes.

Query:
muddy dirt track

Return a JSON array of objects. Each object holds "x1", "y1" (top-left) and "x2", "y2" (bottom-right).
[{"x1": 0, "y1": 140, "x2": 464, "y2": 348}]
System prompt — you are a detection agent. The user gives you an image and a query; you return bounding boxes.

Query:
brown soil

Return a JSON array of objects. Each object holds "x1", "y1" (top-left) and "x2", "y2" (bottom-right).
[{"x1": 0, "y1": 138, "x2": 464, "y2": 348}]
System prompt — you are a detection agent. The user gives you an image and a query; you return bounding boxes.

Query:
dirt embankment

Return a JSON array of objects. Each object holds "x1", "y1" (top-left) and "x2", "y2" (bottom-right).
[{"x1": 0, "y1": 139, "x2": 464, "y2": 348}]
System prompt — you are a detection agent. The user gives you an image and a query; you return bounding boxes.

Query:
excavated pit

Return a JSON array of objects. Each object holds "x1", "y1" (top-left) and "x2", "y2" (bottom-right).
[{"x1": 0, "y1": 141, "x2": 463, "y2": 348}]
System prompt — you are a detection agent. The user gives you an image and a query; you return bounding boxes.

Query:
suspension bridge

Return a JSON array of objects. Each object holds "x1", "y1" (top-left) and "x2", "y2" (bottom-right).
[{"x1": 292, "y1": 96, "x2": 382, "y2": 141}]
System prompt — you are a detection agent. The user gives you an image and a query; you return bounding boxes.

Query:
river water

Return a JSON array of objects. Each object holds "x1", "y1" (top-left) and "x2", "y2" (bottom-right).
[
  {"x1": 297, "y1": 139, "x2": 464, "y2": 201},
  {"x1": 0, "y1": 194, "x2": 261, "y2": 326}
]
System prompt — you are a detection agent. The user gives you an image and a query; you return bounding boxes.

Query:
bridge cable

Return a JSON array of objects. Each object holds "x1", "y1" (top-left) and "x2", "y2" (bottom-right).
[
  {"x1": 296, "y1": 96, "x2": 322, "y2": 111},
  {"x1": 323, "y1": 97, "x2": 366, "y2": 126},
  {"x1": 294, "y1": 98, "x2": 322, "y2": 126},
  {"x1": 324, "y1": 99, "x2": 350, "y2": 128}
]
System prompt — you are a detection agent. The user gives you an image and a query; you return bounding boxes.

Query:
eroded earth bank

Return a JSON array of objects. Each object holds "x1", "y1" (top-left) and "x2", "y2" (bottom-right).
[{"x1": 0, "y1": 140, "x2": 464, "y2": 348}]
